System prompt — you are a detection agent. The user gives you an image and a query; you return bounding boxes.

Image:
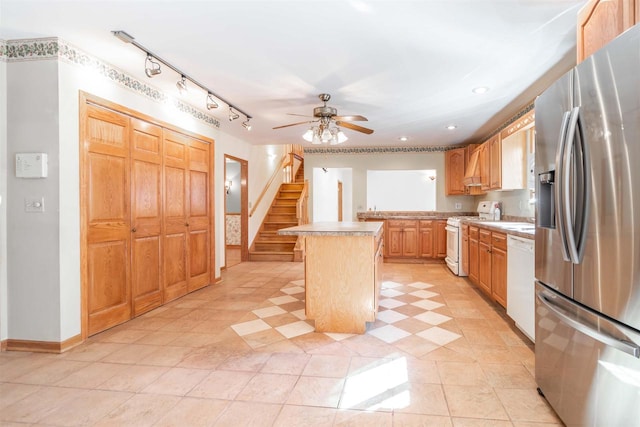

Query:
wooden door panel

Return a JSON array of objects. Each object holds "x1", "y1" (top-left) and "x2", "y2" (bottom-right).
[
  {"x1": 165, "y1": 167, "x2": 186, "y2": 219},
  {"x1": 87, "y1": 240, "x2": 130, "y2": 334},
  {"x1": 131, "y1": 118, "x2": 163, "y2": 316},
  {"x1": 88, "y1": 153, "x2": 128, "y2": 223},
  {"x1": 164, "y1": 233, "x2": 187, "y2": 302},
  {"x1": 188, "y1": 229, "x2": 209, "y2": 291},
  {"x1": 84, "y1": 104, "x2": 131, "y2": 336},
  {"x1": 189, "y1": 170, "x2": 208, "y2": 217},
  {"x1": 189, "y1": 142, "x2": 209, "y2": 172}
]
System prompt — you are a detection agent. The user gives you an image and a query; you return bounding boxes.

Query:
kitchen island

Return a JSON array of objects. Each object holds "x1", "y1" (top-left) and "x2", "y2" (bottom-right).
[{"x1": 278, "y1": 221, "x2": 384, "y2": 333}]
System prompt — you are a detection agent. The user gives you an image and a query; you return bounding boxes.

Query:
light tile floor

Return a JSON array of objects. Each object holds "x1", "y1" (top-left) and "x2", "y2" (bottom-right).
[{"x1": 0, "y1": 261, "x2": 561, "y2": 426}]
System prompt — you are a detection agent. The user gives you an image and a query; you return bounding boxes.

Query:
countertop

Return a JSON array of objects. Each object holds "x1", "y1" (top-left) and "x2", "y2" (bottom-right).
[
  {"x1": 278, "y1": 221, "x2": 384, "y2": 237},
  {"x1": 357, "y1": 211, "x2": 474, "y2": 220},
  {"x1": 462, "y1": 219, "x2": 535, "y2": 240}
]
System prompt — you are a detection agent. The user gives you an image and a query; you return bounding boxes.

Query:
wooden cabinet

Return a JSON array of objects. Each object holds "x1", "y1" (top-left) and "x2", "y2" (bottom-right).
[
  {"x1": 491, "y1": 232, "x2": 508, "y2": 308},
  {"x1": 387, "y1": 219, "x2": 418, "y2": 258},
  {"x1": 467, "y1": 224, "x2": 508, "y2": 308},
  {"x1": 445, "y1": 147, "x2": 466, "y2": 195},
  {"x1": 461, "y1": 224, "x2": 469, "y2": 276},
  {"x1": 479, "y1": 143, "x2": 491, "y2": 192},
  {"x1": 419, "y1": 220, "x2": 434, "y2": 258},
  {"x1": 435, "y1": 220, "x2": 447, "y2": 259},
  {"x1": 81, "y1": 97, "x2": 213, "y2": 337},
  {"x1": 577, "y1": 0, "x2": 639, "y2": 63},
  {"x1": 468, "y1": 226, "x2": 479, "y2": 284},
  {"x1": 478, "y1": 229, "x2": 492, "y2": 295},
  {"x1": 489, "y1": 135, "x2": 502, "y2": 190}
]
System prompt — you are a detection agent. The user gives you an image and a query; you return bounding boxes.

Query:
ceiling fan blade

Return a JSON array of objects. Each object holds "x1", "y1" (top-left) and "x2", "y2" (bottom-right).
[
  {"x1": 287, "y1": 113, "x2": 314, "y2": 118},
  {"x1": 333, "y1": 115, "x2": 368, "y2": 122},
  {"x1": 272, "y1": 120, "x2": 317, "y2": 130},
  {"x1": 336, "y1": 121, "x2": 374, "y2": 135}
]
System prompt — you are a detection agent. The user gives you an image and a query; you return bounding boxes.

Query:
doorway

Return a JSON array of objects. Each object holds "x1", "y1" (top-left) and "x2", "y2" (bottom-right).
[
  {"x1": 312, "y1": 167, "x2": 352, "y2": 222},
  {"x1": 224, "y1": 155, "x2": 248, "y2": 268}
]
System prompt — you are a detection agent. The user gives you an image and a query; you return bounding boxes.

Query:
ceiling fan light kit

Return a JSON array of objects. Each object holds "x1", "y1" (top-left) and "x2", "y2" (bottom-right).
[{"x1": 273, "y1": 93, "x2": 373, "y2": 144}]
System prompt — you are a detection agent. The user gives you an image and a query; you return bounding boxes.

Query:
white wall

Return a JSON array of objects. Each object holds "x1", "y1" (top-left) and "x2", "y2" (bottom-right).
[
  {"x1": 0, "y1": 55, "x2": 8, "y2": 341},
  {"x1": 304, "y1": 150, "x2": 476, "y2": 219},
  {"x1": 312, "y1": 167, "x2": 352, "y2": 222},
  {"x1": 7, "y1": 59, "x2": 62, "y2": 341}
]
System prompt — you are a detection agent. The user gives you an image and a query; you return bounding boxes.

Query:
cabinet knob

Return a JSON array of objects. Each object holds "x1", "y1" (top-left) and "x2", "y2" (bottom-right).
[{"x1": 131, "y1": 227, "x2": 137, "y2": 233}]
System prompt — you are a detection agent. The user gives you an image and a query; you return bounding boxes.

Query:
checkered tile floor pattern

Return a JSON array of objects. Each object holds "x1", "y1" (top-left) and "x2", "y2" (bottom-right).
[{"x1": 230, "y1": 279, "x2": 462, "y2": 348}]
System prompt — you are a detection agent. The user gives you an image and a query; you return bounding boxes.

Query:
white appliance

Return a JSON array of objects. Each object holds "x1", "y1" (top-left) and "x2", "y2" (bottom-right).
[
  {"x1": 506, "y1": 235, "x2": 534, "y2": 342},
  {"x1": 445, "y1": 201, "x2": 500, "y2": 276}
]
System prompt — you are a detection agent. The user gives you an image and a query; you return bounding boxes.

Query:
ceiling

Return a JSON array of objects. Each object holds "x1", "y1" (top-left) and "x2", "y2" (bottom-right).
[{"x1": 1, "y1": 0, "x2": 586, "y2": 148}]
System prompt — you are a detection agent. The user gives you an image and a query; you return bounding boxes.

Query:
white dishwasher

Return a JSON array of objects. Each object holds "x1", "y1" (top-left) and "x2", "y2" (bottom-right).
[{"x1": 507, "y1": 235, "x2": 535, "y2": 342}]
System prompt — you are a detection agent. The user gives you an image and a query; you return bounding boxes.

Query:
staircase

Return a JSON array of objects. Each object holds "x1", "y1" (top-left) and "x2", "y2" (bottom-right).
[{"x1": 249, "y1": 165, "x2": 305, "y2": 262}]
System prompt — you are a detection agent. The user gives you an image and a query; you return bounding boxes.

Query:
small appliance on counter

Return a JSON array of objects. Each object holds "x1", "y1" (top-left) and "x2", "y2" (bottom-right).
[{"x1": 445, "y1": 200, "x2": 501, "y2": 276}]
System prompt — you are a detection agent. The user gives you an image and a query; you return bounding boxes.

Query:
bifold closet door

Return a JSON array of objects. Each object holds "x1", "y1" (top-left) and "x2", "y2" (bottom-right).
[
  {"x1": 187, "y1": 139, "x2": 210, "y2": 292},
  {"x1": 163, "y1": 129, "x2": 190, "y2": 302},
  {"x1": 84, "y1": 105, "x2": 132, "y2": 336},
  {"x1": 130, "y1": 118, "x2": 163, "y2": 316}
]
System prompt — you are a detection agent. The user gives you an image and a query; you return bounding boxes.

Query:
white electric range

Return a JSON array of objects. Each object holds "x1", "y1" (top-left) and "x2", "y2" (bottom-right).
[{"x1": 445, "y1": 201, "x2": 501, "y2": 276}]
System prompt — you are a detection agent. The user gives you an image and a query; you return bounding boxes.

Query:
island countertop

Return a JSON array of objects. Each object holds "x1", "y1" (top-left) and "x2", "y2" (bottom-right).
[{"x1": 278, "y1": 221, "x2": 383, "y2": 237}]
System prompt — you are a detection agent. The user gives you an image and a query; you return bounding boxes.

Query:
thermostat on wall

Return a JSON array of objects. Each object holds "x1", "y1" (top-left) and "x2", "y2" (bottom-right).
[{"x1": 16, "y1": 153, "x2": 48, "y2": 178}]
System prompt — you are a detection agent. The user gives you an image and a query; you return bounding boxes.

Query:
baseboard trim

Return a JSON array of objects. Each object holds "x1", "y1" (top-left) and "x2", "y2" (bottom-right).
[
  {"x1": 215, "y1": 276, "x2": 223, "y2": 284},
  {"x1": 0, "y1": 339, "x2": 7, "y2": 351},
  {"x1": 6, "y1": 334, "x2": 83, "y2": 353}
]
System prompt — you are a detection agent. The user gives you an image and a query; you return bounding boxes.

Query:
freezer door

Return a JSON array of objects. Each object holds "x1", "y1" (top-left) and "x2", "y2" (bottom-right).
[
  {"x1": 534, "y1": 70, "x2": 573, "y2": 298},
  {"x1": 535, "y1": 283, "x2": 640, "y2": 427},
  {"x1": 572, "y1": 24, "x2": 640, "y2": 331}
]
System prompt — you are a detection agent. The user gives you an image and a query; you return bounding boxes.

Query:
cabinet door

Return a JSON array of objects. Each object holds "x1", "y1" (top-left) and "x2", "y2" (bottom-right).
[
  {"x1": 492, "y1": 246, "x2": 508, "y2": 308},
  {"x1": 419, "y1": 222, "x2": 434, "y2": 258},
  {"x1": 445, "y1": 147, "x2": 466, "y2": 195},
  {"x1": 489, "y1": 135, "x2": 502, "y2": 190},
  {"x1": 402, "y1": 226, "x2": 418, "y2": 257},
  {"x1": 187, "y1": 139, "x2": 211, "y2": 292},
  {"x1": 163, "y1": 129, "x2": 190, "y2": 303},
  {"x1": 577, "y1": 0, "x2": 637, "y2": 62},
  {"x1": 469, "y1": 235, "x2": 479, "y2": 284},
  {"x1": 461, "y1": 225, "x2": 469, "y2": 275},
  {"x1": 435, "y1": 220, "x2": 447, "y2": 258},
  {"x1": 387, "y1": 228, "x2": 404, "y2": 257},
  {"x1": 478, "y1": 241, "x2": 492, "y2": 296},
  {"x1": 480, "y1": 144, "x2": 491, "y2": 191},
  {"x1": 130, "y1": 118, "x2": 163, "y2": 316},
  {"x1": 84, "y1": 105, "x2": 132, "y2": 336}
]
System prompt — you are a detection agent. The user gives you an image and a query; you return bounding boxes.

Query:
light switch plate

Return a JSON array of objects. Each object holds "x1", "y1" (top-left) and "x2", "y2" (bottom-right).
[
  {"x1": 455, "y1": 202, "x2": 462, "y2": 210},
  {"x1": 25, "y1": 197, "x2": 45, "y2": 213}
]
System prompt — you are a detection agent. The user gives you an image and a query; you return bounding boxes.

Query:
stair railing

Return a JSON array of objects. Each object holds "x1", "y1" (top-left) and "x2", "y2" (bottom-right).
[
  {"x1": 250, "y1": 153, "x2": 288, "y2": 218},
  {"x1": 296, "y1": 180, "x2": 309, "y2": 225}
]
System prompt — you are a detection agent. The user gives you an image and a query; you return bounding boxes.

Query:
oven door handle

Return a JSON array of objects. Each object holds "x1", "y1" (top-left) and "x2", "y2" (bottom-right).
[{"x1": 445, "y1": 226, "x2": 459, "y2": 233}]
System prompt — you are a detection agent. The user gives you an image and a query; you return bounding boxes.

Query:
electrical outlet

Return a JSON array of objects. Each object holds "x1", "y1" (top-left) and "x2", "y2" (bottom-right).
[{"x1": 455, "y1": 202, "x2": 462, "y2": 210}]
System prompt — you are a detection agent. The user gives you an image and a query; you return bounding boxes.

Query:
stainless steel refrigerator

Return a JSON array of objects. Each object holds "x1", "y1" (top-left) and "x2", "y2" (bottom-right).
[{"x1": 535, "y1": 24, "x2": 640, "y2": 426}]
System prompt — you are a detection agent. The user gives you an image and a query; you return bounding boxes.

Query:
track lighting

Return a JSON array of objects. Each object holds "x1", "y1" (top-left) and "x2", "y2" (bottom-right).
[
  {"x1": 112, "y1": 30, "x2": 252, "y2": 125},
  {"x1": 206, "y1": 93, "x2": 219, "y2": 110},
  {"x1": 145, "y1": 55, "x2": 161, "y2": 77},
  {"x1": 176, "y1": 75, "x2": 187, "y2": 93}
]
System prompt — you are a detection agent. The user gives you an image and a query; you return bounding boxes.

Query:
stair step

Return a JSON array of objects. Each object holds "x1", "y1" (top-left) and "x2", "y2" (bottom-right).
[
  {"x1": 271, "y1": 205, "x2": 296, "y2": 214},
  {"x1": 281, "y1": 183, "x2": 304, "y2": 191},
  {"x1": 267, "y1": 214, "x2": 297, "y2": 222},
  {"x1": 274, "y1": 198, "x2": 297, "y2": 206},
  {"x1": 263, "y1": 222, "x2": 298, "y2": 231},
  {"x1": 258, "y1": 232, "x2": 297, "y2": 242},
  {"x1": 254, "y1": 241, "x2": 296, "y2": 252},
  {"x1": 249, "y1": 251, "x2": 294, "y2": 262}
]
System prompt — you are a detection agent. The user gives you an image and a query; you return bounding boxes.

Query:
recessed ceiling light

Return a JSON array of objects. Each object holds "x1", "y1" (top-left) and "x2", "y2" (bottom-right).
[
  {"x1": 472, "y1": 86, "x2": 489, "y2": 94},
  {"x1": 446, "y1": 125, "x2": 457, "y2": 130},
  {"x1": 398, "y1": 136, "x2": 408, "y2": 142}
]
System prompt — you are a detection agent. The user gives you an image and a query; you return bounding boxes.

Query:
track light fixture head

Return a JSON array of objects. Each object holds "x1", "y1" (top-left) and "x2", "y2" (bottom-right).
[
  {"x1": 242, "y1": 118, "x2": 252, "y2": 131},
  {"x1": 176, "y1": 75, "x2": 187, "y2": 93},
  {"x1": 229, "y1": 107, "x2": 240, "y2": 121},
  {"x1": 145, "y1": 54, "x2": 161, "y2": 77},
  {"x1": 206, "y1": 93, "x2": 219, "y2": 110}
]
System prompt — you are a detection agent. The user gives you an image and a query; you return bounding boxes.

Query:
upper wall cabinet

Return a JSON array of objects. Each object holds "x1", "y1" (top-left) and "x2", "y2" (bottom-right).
[
  {"x1": 577, "y1": 0, "x2": 639, "y2": 63},
  {"x1": 498, "y1": 110, "x2": 535, "y2": 191},
  {"x1": 445, "y1": 147, "x2": 466, "y2": 195}
]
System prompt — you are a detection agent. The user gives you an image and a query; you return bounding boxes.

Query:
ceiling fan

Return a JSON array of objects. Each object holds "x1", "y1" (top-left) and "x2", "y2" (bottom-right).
[{"x1": 273, "y1": 93, "x2": 374, "y2": 144}]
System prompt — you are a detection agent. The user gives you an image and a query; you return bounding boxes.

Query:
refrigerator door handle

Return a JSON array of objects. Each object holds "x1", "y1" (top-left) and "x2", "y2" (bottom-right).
[
  {"x1": 571, "y1": 107, "x2": 590, "y2": 262},
  {"x1": 536, "y1": 291, "x2": 640, "y2": 358},
  {"x1": 562, "y1": 108, "x2": 579, "y2": 263},
  {"x1": 555, "y1": 110, "x2": 572, "y2": 262}
]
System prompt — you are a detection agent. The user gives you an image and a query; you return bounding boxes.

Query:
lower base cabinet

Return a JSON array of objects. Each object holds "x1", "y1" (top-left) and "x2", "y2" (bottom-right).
[
  {"x1": 384, "y1": 218, "x2": 446, "y2": 262},
  {"x1": 467, "y1": 225, "x2": 507, "y2": 308}
]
